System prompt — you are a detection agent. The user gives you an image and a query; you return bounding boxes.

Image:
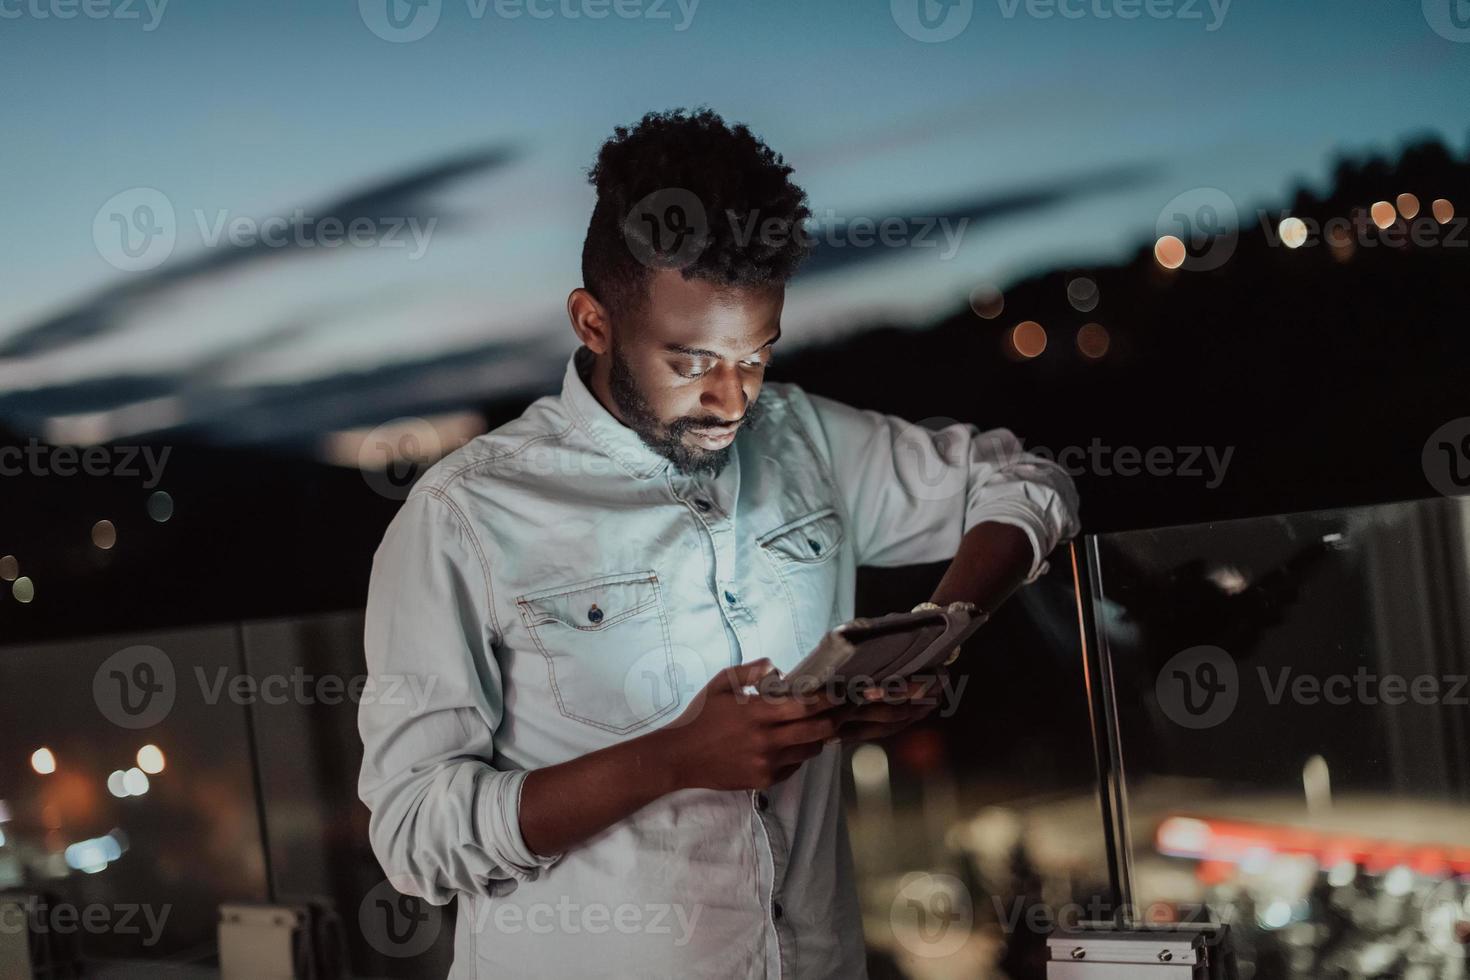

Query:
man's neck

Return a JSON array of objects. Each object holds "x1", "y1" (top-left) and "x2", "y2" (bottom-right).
[{"x1": 575, "y1": 346, "x2": 628, "y2": 428}]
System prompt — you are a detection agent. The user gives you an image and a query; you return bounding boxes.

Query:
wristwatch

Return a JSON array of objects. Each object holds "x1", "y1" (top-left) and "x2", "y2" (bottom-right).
[{"x1": 910, "y1": 600, "x2": 981, "y2": 664}]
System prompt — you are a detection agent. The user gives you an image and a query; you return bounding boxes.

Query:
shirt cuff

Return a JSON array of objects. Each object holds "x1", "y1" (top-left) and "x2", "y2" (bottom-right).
[{"x1": 484, "y1": 767, "x2": 563, "y2": 884}]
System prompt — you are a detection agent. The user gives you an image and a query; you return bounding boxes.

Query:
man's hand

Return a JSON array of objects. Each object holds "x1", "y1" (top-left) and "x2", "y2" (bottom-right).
[
  {"x1": 520, "y1": 660, "x2": 947, "y2": 858},
  {"x1": 664, "y1": 659, "x2": 847, "y2": 791},
  {"x1": 830, "y1": 671, "x2": 947, "y2": 744},
  {"x1": 520, "y1": 658, "x2": 844, "y2": 858}
]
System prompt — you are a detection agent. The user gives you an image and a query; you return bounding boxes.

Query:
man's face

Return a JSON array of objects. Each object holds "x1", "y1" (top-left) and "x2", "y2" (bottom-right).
[{"x1": 607, "y1": 270, "x2": 783, "y2": 477}]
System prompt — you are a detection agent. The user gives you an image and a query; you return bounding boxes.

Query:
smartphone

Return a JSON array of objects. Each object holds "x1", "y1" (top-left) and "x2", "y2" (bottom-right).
[{"x1": 756, "y1": 605, "x2": 987, "y2": 702}]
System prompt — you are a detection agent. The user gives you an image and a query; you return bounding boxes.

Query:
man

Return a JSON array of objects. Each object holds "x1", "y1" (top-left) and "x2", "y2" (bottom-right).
[{"x1": 358, "y1": 108, "x2": 1079, "y2": 978}]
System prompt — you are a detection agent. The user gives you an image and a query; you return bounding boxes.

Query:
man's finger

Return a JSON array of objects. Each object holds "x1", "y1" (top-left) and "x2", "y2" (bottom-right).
[
  {"x1": 763, "y1": 683, "x2": 845, "y2": 720},
  {"x1": 770, "y1": 713, "x2": 843, "y2": 746},
  {"x1": 715, "y1": 658, "x2": 776, "y2": 692},
  {"x1": 860, "y1": 676, "x2": 944, "y2": 703}
]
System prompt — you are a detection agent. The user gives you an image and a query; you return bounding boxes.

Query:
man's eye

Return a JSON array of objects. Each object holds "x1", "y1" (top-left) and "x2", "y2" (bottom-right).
[
  {"x1": 677, "y1": 361, "x2": 710, "y2": 379},
  {"x1": 675, "y1": 352, "x2": 768, "y2": 378}
]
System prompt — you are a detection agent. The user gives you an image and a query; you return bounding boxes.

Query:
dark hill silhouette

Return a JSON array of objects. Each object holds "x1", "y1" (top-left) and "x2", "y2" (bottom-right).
[{"x1": 766, "y1": 134, "x2": 1470, "y2": 532}]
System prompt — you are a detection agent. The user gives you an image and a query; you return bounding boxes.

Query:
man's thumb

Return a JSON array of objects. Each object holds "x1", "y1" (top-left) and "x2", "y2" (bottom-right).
[{"x1": 717, "y1": 658, "x2": 777, "y2": 691}]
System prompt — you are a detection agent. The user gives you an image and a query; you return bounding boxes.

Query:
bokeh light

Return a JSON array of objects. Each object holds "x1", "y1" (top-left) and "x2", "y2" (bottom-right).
[
  {"x1": 31, "y1": 748, "x2": 56, "y2": 775},
  {"x1": 1370, "y1": 201, "x2": 1396, "y2": 230},
  {"x1": 122, "y1": 768, "x2": 150, "y2": 797},
  {"x1": 1258, "y1": 899, "x2": 1294, "y2": 930},
  {"x1": 65, "y1": 835, "x2": 123, "y2": 874},
  {"x1": 0, "y1": 555, "x2": 16, "y2": 581},
  {"x1": 137, "y1": 745, "x2": 166, "y2": 774},
  {"x1": 968, "y1": 283, "x2": 1004, "y2": 320},
  {"x1": 1154, "y1": 235, "x2": 1186, "y2": 270},
  {"x1": 1077, "y1": 323, "x2": 1111, "y2": 359},
  {"x1": 1278, "y1": 217, "x2": 1308, "y2": 249},
  {"x1": 1010, "y1": 321, "x2": 1047, "y2": 358},
  {"x1": 147, "y1": 491, "x2": 175, "y2": 523},
  {"x1": 1396, "y1": 193, "x2": 1420, "y2": 219},
  {"x1": 12, "y1": 577, "x2": 35, "y2": 604},
  {"x1": 1066, "y1": 277, "x2": 1099, "y2": 312},
  {"x1": 1384, "y1": 865, "x2": 1413, "y2": 897},
  {"x1": 107, "y1": 771, "x2": 129, "y2": 798},
  {"x1": 1432, "y1": 198, "x2": 1454, "y2": 223},
  {"x1": 851, "y1": 744, "x2": 889, "y2": 792},
  {"x1": 92, "y1": 519, "x2": 117, "y2": 550}
]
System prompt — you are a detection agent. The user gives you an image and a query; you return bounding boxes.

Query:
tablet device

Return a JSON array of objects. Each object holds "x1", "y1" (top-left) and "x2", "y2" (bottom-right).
[{"x1": 756, "y1": 604, "x2": 988, "y2": 702}]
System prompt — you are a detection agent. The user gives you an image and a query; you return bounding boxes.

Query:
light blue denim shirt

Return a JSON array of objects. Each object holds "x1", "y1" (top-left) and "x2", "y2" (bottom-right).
[{"x1": 358, "y1": 346, "x2": 1080, "y2": 979}]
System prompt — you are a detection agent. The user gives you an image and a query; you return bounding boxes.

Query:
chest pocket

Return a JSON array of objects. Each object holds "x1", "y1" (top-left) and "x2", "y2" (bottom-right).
[
  {"x1": 515, "y1": 570, "x2": 678, "y2": 735},
  {"x1": 758, "y1": 507, "x2": 846, "y2": 657}
]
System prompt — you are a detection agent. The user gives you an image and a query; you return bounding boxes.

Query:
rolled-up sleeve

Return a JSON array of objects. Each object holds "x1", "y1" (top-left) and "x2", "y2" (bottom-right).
[
  {"x1": 795, "y1": 389, "x2": 1080, "y2": 577},
  {"x1": 358, "y1": 488, "x2": 559, "y2": 905}
]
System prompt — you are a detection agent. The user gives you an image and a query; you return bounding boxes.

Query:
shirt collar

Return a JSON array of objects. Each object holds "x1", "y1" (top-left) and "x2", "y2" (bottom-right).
[{"x1": 560, "y1": 346, "x2": 673, "y2": 481}]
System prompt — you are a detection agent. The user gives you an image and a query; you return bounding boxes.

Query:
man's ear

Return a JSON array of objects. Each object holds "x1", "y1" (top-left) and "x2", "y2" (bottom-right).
[{"x1": 567, "y1": 288, "x2": 612, "y2": 355}]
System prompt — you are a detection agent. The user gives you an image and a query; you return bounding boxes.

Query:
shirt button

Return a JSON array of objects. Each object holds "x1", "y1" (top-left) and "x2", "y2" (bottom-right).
[
  {"x1": 587, "y1": 604, "x2": 603, "y2": 624},
  {"x1": 772, "y1": 901, "x2": 784, "y2": 921},
  {"x1": 754, "y1": 792, "x2": 769, "y2": 811},
  {"x1": 694, "y1": 498, "x2": 712, "y2": 512}
]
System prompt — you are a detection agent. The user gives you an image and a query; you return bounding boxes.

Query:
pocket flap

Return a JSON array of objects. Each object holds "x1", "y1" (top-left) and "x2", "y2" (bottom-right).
[
  {"x1": 516, "y1": 571, "x2": 660, "y2": 631},
  {"x1": 758, "y1": 507, "x2": 845, "y2": 563}
]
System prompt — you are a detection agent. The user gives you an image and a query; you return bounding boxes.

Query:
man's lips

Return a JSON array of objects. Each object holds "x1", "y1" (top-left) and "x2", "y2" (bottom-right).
[{"x1": 688, "y1": 425, "x2": 739, "y2": 448}]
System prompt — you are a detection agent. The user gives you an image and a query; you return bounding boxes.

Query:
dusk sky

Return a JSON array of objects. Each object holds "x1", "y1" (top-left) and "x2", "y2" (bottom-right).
[{"x1": 2, "y1": 0, "x2": 1468, "y2": 443}]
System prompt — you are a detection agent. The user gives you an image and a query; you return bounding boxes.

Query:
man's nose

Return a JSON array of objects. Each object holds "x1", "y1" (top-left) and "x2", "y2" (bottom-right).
[{"x1": 700, "y1": 365, "x2": 748, "y2": 422}]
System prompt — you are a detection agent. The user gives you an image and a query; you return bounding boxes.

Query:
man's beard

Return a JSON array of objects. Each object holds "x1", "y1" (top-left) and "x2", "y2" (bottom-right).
[{"x1": 606, "y1": 340, "x2": 766, "y2": 478}]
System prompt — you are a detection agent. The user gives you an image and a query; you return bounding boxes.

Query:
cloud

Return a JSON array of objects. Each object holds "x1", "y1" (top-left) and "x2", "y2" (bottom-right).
[
  {"x1": 0, "y1": 327, "x2": 568, "y2": 449},
  {"x1": 0, "y1": 146, "x2": 518, "y2": 359},
  {"x1": 796, "y1": 162, "x2": 1160, "y2": 277}
]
